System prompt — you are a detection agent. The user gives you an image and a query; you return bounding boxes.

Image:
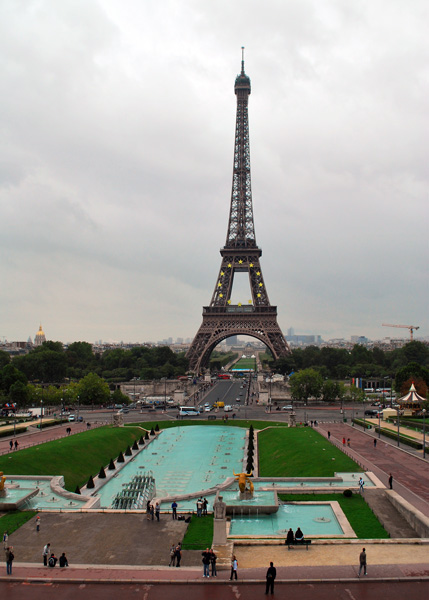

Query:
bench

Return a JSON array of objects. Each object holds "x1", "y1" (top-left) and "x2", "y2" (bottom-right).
[{"x1": 287, "y1": 539, "x2": 312, "y2": 551}]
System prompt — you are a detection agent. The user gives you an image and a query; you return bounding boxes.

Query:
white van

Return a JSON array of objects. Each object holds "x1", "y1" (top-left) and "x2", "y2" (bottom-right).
[
  {"x1": 224, "y1": 405, "x2": 233, "y2": 412},
  {"x1": 179, "y1": 406, "x2": 200, "y2": 416}
]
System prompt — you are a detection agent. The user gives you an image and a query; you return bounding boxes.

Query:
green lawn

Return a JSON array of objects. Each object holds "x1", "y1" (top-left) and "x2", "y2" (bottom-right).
[
  {"x1": 182, "y1": 514, "x2": 214, "y2": 549},
  {"x1": 278, "y1": 493, "x2": 389, "y2": 539},
  {"x1": 0, "y1": 510, "x2": 37, "y2": 537},
  {"x1": 0, "y1": 426, "x2": 143, "y2": 491},
  {"x1": 258, "y1": 427, "x2": 360, "y2": 476},
  {"x1": 231, "y1": 357, "x2": 256, "y2": 371}
]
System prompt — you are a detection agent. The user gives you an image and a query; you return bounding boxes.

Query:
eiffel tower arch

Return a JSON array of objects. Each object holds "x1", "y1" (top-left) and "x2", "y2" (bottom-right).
[{"x1": 187, "y1": 51, "x2": 291, "y2": 373}]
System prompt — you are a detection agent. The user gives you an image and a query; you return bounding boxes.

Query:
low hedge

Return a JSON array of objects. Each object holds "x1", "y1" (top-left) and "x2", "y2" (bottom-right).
[
  {"x1": 0, "y1": 426, "x2": 28, "y2": 438},
  {"x1": 35, "y1": 419, "x2": 63, "y2": 430}
]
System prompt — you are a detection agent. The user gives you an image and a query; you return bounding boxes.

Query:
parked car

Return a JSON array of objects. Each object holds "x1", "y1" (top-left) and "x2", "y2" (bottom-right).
[
  {"x1": 68, "y1": 415, "x2": 75, "y2": 422},
  {"x1": 364, "y1": 409, "x2": 379, "y2": 416},
  {"x1": 282, "y1": 405, "x2": 293, "y2": 411}
]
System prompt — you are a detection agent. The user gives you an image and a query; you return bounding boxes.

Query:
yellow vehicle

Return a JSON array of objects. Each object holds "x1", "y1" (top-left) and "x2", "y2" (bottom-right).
[{"x1": 213, "y1": 401, "x2": 225, "y2": 408}]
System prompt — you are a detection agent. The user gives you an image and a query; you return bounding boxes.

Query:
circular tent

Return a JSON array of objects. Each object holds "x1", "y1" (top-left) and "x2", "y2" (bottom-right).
[{"x1": 398, "y1": 383, "x2": 426, "y2": 415}]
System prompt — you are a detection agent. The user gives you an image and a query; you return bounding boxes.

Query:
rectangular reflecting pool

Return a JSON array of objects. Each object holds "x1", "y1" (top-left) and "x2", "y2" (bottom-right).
[{"x1": 229, "y1": 502, "x2": 346, "y2": 537}]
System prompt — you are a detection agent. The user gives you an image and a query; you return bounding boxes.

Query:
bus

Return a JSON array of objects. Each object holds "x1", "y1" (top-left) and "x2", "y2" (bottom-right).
[
  {"x1": 178, "y1": 406, "x2": 200, "y2": 416},
  {"x1": 217, "y1": 373, "x2": 231, "y2": 380}
]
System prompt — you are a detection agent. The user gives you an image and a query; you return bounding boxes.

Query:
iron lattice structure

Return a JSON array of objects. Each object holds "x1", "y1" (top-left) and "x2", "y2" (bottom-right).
[{"x1": 187, "y1": 55, "x2": 290, "y2": 373}]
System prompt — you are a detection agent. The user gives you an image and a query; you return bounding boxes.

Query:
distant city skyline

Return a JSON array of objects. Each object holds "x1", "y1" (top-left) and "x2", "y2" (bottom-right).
[
  {"x1": 2, "y1": 323, "x2": 426, "y2": 348},
  {"x1": 1, "y1": 2, "x2": 427, "y2": 344}
]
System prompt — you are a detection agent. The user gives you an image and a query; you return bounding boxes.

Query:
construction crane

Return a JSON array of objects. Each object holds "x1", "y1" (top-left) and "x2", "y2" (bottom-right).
[{"x1": 382, "y1": 323, "x2": 420, "y2": 341}]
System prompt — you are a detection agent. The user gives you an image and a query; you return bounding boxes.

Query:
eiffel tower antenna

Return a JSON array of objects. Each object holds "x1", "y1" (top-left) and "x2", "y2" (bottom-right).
[{"x1": 187, "y1": 55, "x2": 290, "y2": 373}]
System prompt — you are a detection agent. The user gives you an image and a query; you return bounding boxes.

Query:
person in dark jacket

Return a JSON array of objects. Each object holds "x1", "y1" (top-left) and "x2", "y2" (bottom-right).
[
  {"x1": 286, "y1": 528, "x2": 294, "y2": 546},
  {"x1": 265, "y1": 561, "x2": 276, "y2": 594},
  {"x1": 59, "y1": 552, "x2": 68, "y2": 567}
]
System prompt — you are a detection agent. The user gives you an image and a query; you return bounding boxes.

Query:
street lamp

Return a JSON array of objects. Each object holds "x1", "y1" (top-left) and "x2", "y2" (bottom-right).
[
  {"x1": 378, "y1": 407, "x2": 381, "y2": 439},
  {"x1": 40, "y1": 384, "x2": 44, "y2": 431},
  {"x1": 162, "y1": 377, "x2": 167, "y2": 413},
  {"x1": 396, "y1": 407, "x2": 400, "y2": 447},
  {"x1": 422, "y1": 409, "x2": 426, "y2": 459}
]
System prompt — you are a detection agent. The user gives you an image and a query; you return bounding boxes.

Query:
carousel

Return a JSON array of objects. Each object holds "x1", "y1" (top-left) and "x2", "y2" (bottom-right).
[{"x1": 398, "y1": 383, "x2": 426, "y2": 416}]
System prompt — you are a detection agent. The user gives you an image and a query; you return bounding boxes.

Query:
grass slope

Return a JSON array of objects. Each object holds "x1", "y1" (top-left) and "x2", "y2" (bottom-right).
[
  {"x1": 258, "y1": 427, "x2": 359, "y2": 476},
  {"x1": 0, "y1": 426, "x2": 142, "y2": 491}
]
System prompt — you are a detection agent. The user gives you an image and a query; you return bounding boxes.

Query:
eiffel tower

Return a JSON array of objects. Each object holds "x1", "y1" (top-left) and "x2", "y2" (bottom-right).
[{"x1": 187, "y1": 52, "x2": 291, "y2": 373}]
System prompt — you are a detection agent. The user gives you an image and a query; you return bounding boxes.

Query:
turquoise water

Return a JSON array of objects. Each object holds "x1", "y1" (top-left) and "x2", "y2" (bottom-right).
[
  {"x1": 4, "y1": 478, "x2": 87, "y2": 510},
  {"x1": 97, "y1": 426, "x2": 246, "y2": 508},
  {"x1": 230, "y1": 503, "x2": 343, "y2": 536}
]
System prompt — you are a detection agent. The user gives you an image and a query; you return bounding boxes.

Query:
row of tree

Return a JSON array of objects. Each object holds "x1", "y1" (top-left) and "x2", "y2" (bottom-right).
[
  {"x1": 273, "y1": 341, "x2": 429, "y2": 380},
  {"x1": 289, "y1": 365, "x2": 429, "y2": 403},
  {"x1": 0, "y1": 342, "x2": 188, "y2": 385}
]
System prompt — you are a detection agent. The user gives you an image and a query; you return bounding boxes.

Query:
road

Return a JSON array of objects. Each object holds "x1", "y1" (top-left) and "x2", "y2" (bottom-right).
[
  {"x1": 1, "y1": 580, "x2": 428, "y2": 600},
  {"x1": 76, "y1": 380, "x2": 363, "y2": 425}
]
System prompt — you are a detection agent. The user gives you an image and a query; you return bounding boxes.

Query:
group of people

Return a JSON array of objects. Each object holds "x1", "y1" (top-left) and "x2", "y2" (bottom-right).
[
  {"x1": 196, "y1": 497, "x2": 208, "y2": 516},
  {"x1": 146, "y1": 500, "x2": 161, "y2": 521},
  {"x1": 168, "y1": 543, "x2": 182, "y2": 567},
  {"x1": 285, "y1": 527, "x2": 304, "y2": 545},
  {"x1": 9, "y1": 440, "x2": 19, "y2": 451},
  {"x1": 201, "y1": 548, "x2": 217, "y2": 577},
  {"x1": 43, "y1": 543, "x2": 68, "y2": 568}
]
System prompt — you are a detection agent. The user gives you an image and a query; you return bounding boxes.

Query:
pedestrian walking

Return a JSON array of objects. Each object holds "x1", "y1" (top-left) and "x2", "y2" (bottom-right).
[
  {"x1": 342, "y1": 437, "x2": 346, "y2": 446},
  {"x1": 359, "y1": 477, "x2": 365, "y2": 494},
  {"x1": 202, "y1": 497, "x2": 208, "y2": 516},
  {"x1": 9, "y1": 440, "x2": 13, "y2": 451},
  {"x1": 5, "y1": 546, "x2": 14, "y2": 575},
  {"x1": 388, "y1": 473, "x2": 393, "y2": 489},
  {"x1": 169, "y1": 544, "x2": 176, "y2": 567},
  {"x1": 36, "y1": 516, "x2": 40, "y2": 532},
  {"x1": 373, "y1": 438, "x2": 377, "y2": 448},
  {"x1": 347, "y1": 438, "x2": 350, "y2": 447},
  {"x1": 265, "y1": 561, "x2": 276, "y2": 594},
  {"x1": 14, "y1": 440, "x2": 18, "y2": 451},
  {"x1": 171, "y1": 501, "x2": 177, "y2": 519},
  {"x1": 229, "y1": 555, "x2": 238, "y2": 580},
  {"x1": 327, "y1": 431, "x2": 331, "y2": 440},
  {"x1": 2, "y1": 532, "x2": 8, "y2": 550},
  {"x1": 210, "y1": 549, "x2": 217, "y2": 577},
  {"x1": 150, "y1": 503, "x2": 154, "y2": 520},
  {"x1": 155, "y1": 502, "x2": 160, "y2": 521},
  {"x1": 358, "y1": 547, "x2": 367, "y2": 577},
  {"x1": 42, "y1": 543, "x2": 50, "y2": 566},
  {"x1": 146, "y1": 500, "x2": 151, "y2": 520}
]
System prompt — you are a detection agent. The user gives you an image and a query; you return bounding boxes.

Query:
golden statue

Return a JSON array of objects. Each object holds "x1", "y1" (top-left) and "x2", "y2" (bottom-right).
[
  {"x1": 0, "y1": 472, "x2": 6, "y2": 491},
  {"x1": 233, "y1": 470, "x2": 254, "y2": 494}
]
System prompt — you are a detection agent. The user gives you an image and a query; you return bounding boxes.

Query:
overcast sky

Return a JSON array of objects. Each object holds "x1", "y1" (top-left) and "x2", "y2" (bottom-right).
[{"x1": 1, "y1": 0, "x2": 428, "y2": 346}]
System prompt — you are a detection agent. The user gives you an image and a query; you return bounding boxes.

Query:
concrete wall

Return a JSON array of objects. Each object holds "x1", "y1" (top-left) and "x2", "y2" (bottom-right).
[{"x1": 387, "y1": 490, "x2": 429, "y2": 538}]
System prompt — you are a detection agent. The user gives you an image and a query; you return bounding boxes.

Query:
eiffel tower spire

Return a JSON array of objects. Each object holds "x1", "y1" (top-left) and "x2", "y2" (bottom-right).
[
  {"x1": 226, "y1": 47, "x2": 256, "y2": 249},
  {"x1": 187, "y1": 54, "x2": 290, "y2": 373}
]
